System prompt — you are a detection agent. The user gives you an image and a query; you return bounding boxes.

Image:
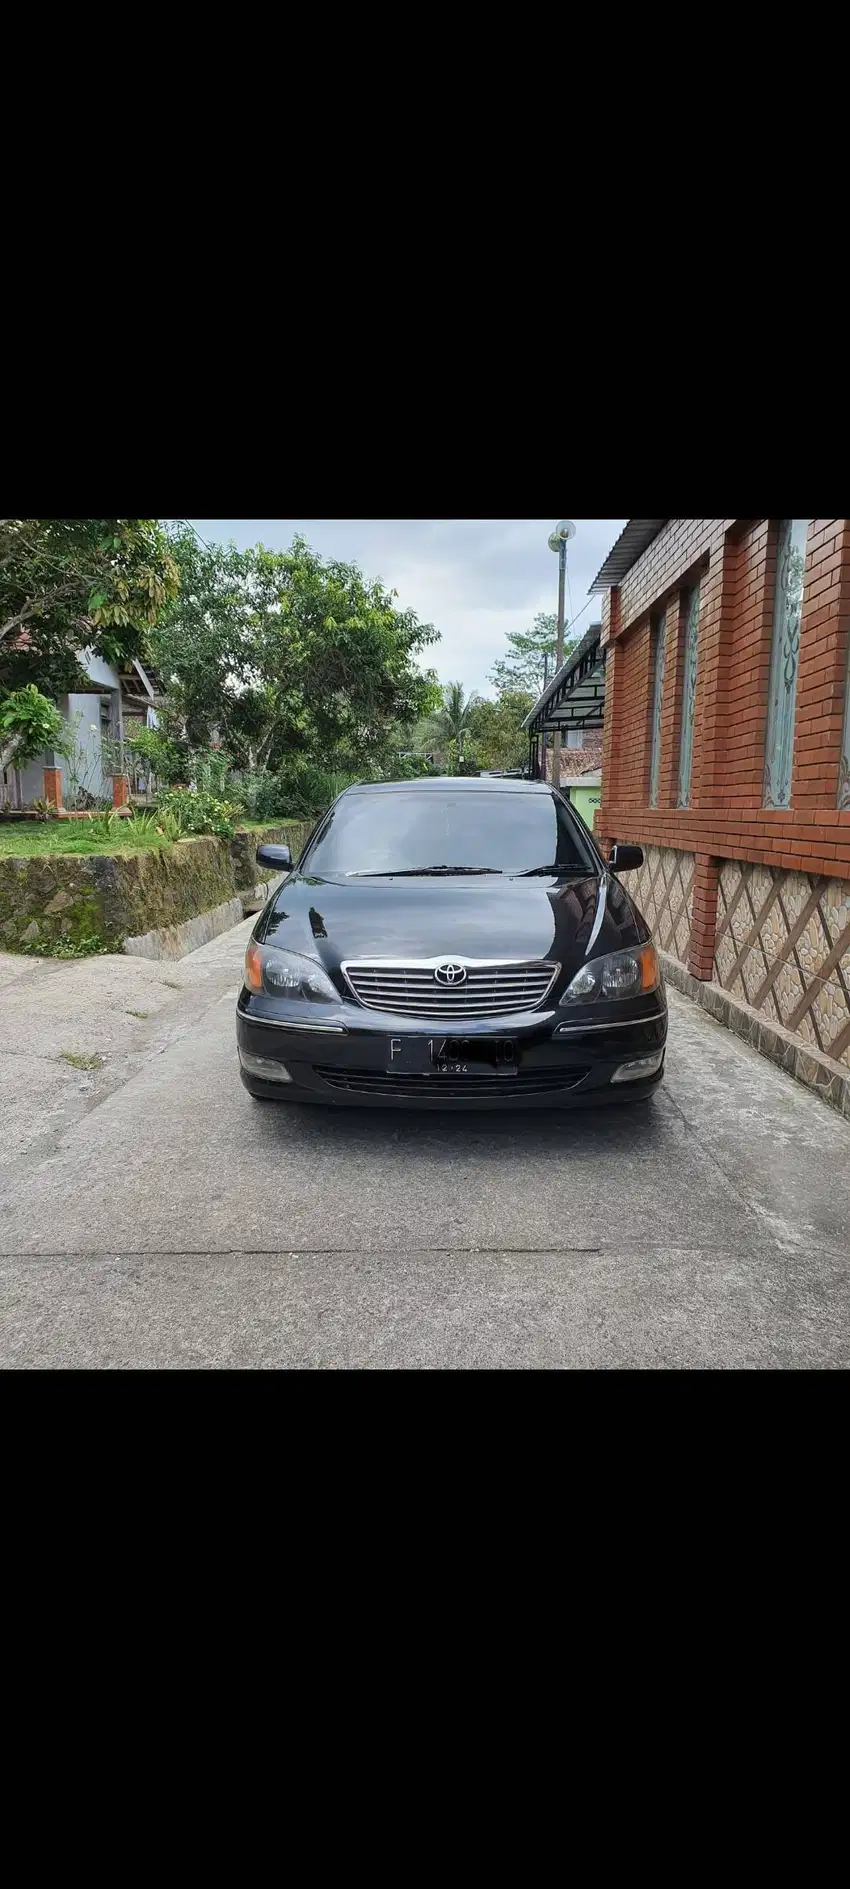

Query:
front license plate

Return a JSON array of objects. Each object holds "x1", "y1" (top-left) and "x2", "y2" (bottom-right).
[{"x1": 386, "y1": 1035, "x2": 518, "y2": 1076}]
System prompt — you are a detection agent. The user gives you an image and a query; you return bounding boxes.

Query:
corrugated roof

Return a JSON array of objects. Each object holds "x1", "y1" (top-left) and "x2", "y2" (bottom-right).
[{"x1": 589, "y1": 519, "x2": 669, "y2": 591}]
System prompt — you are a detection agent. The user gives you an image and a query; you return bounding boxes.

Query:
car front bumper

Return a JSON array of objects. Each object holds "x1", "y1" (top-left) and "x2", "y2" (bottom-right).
[{"x1": 235, "y1": 992, "x2": 668, "y2": 1109}]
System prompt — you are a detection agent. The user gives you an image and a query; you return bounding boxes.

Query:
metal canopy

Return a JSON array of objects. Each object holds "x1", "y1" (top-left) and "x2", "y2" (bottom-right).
[
  {"x1": 589, "y1": 519, "x2": 669, "y2": 592},
  {"x1": 523, "y1": 622, "x2": 605, "y2": 736}
]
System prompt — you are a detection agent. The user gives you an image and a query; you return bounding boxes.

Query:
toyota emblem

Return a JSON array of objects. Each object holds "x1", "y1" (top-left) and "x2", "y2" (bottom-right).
[{"x1": 434, "y1": 961, "x2": 467, "y2": 986}]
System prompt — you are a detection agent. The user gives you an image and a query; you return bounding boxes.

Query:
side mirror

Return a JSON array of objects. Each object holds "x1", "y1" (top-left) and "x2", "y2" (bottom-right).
[
  {"x1": 609, "y1": 843, "x2": 643, "y2": 872},
  {"x1": 257, "y1": 843, "x2": 292, "y2": 871}
]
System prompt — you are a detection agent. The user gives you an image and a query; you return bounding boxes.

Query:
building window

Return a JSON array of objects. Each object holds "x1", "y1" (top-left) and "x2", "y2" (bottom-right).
[
  {"x1": 649, "y1": 612, "x2": 666, "y2": 807},
  {"x1": 566, "y1": 728, "x2": 584, "y2": 750},
  {"x1": 677, "y1": 584, "x2": 700, "y2": 807},
  {"x1": 841, "y1": 640, "x2": 850, "y2": 811},
  {"x1": 763, "y1": 518, "x2": 809, "y2": 810}
]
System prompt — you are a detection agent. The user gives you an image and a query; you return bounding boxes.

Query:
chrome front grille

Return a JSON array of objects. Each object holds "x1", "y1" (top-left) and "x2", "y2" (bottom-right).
[{"x1": 341, "y1": 959, "x2": 560, "y2": 1017}]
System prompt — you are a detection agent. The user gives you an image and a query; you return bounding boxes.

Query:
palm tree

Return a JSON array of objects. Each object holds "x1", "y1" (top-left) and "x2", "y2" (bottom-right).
[{"x1": 425, "y1": 681, "x2": 481, "y2": 766}]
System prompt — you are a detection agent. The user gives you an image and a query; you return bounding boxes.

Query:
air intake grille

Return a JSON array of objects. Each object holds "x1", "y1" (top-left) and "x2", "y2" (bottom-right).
[
  {"x1": 341, "y1": 961, "x2": 559, "y2": 1018},
  {"x1": 316, "y1": 1067, "x2": 588, "y2": 1098}
]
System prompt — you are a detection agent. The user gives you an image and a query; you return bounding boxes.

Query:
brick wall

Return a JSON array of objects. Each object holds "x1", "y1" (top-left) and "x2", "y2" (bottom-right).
[
  {"x1": 598, "y1": 519, "x2": 850, "y2": 887},
  {"x1": 597, "y1": 517, "x2": 850, "y2": 1068}
]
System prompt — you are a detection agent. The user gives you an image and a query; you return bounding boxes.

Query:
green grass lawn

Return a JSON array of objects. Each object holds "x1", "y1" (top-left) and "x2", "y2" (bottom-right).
[
  {"x1": 0, "y1": 822, "x2": 174, "y2": 858},
  {"x1": 0, "y1": 815, "x2": 303, "y2": 858}
]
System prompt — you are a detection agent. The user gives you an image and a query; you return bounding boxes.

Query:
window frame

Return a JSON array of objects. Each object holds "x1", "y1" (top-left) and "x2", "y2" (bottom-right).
[
  {"x1": 840, "y1": 633, "x2": 850, "y2": 811},
  {"x1": 677, "y1": 583, "x2": 700, "y2": 808},
  {"x1": 762, "y1": 518, "x2": 809, "y2": 811},
  {"x1": 648, "y1": 611, "x2": 666, "y2": 808}
]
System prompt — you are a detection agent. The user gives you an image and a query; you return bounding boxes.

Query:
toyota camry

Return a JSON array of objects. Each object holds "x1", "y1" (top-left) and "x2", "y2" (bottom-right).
[{"x1": 236, "y1": 777, "x2": 667, "y2": 1108}]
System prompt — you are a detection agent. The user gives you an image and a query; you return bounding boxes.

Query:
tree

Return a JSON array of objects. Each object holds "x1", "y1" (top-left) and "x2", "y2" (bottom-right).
[
  {"x1": 423, "y1": 681, "x2": 481, "y2": 767},
  {"x1": 0, "y1": 520, "x2": 180, "y2": 700},
  {"x1": 146, "y1": 528, "x2": 256, "y2": 754},
  {"x1": 467, "y1": 690, "x2": 535, "y2": 770},
  {"x1": 151, "y1": 530, "x2": 441, "y2": 777},
  {"x1": 488, "y1": 612, "x2": 578, "y2": 698}
]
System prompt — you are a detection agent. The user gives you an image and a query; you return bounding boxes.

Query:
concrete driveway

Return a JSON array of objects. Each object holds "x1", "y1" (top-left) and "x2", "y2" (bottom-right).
[{"x1": 2, "y1": 918, "x2": 850, "y2": 1368}]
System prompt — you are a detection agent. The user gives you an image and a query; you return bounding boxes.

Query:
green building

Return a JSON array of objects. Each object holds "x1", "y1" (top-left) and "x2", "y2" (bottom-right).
[{"x1": 564, "y1": 768, "x2": 602, "y2": 831}]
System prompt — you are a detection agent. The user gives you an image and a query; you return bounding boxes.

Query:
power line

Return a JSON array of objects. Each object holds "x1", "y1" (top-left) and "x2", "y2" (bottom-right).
[
  {"x1": 565, "y1": 546, "x2": 575, "y2": 635},
  {"x1": 560, "y1": 590, "x2": 596, "y2": 642},
  {"x1": 175, "y1": 518, "x2": 213, "y2": 551}
]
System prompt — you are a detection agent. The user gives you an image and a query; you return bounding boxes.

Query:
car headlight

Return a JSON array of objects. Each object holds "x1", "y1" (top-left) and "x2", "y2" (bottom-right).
[
  {"x1": 560, "y1": 942, "x2": 661, "y2": 1005},
  {"x1": 244, "y1": 942, "x2": 339, "y2": 1002}
]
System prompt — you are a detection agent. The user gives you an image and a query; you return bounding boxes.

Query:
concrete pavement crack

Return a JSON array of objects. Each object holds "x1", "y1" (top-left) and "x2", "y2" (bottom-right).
[{"x1": 657, "y1": 1084, "x2": 804, "y2": 1250}]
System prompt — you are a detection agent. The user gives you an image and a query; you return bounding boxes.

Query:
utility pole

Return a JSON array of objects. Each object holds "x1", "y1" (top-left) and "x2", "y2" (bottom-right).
[
  {"x1": 547, "y1": 521, "x2": 575, "y2": 789},
  {"x1": 551, "y1": 539, "x2": 567, "y2": 789}
]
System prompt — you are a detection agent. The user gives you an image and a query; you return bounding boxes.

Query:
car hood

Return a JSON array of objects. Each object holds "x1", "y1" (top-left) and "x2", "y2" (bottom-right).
[{"x1": 257, "y1": 871, "x2": 649, "y2": 995}]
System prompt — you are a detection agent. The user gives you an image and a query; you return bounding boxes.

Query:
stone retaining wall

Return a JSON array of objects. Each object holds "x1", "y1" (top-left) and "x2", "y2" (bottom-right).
[{"x1": 0, "y1": 821, "x2": 310, "y2": 955}]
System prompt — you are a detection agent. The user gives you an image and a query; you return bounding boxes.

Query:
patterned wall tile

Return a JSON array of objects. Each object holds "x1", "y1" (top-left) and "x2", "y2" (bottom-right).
[
  {"x1": 759, "y1": 908, "x2": 788, "y2": 966},
  {"x1": 823, "y1": 882, "x2": 850, "y2": 933},
  {"x1": 714, "y1": 930, "x2": 737, "y2": 983},
  {"x1": 777, "y1": 871, "x2": 811, "y2": 926},
  {"x1": 713, "y1": 859, "x2": 850, "y2": 1069},
  {"x1": 633, "y1": 846, "x2": 695, "y2": 967},
  {"x1": 796, "y1": 910, "x2": 832, "y2": 983},
  {"x1": 795, "y1": 1009, "x2": 820, "y2": 1048},
  {"x1": 774, "y1": 960, "x2": 807, "y2": 1023},
  {"x1": 810, "y1": 977, "x2": 850, "y2": 1054},
  {"x1": 749, "y1": 864, "x2": 773, "y2": 907}
]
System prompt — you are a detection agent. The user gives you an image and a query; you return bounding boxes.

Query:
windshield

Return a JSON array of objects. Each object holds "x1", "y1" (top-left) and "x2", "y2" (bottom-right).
[{"x1": 304, "y1": 789, "x2": 595, "y2": 877}]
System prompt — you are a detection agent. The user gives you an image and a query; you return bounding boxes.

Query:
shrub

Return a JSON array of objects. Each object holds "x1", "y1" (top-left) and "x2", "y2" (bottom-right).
[
  {"x1": 121, "y1": 810, "x2": 182, "y2": 843},
  {"x1": 192, "y1": 748, "x2": 231, "y2": 797},
  {"x1": 155, "y1": 787, "x2": 242, "y2": 838},
  {"x1": 0, "y1": 685, "x2": 69, "y2": 771},
  {"x1": 25, "y1": 935, "x2": 109, "y2": 960},
  {"x1": 227, "y1": 772, "x2": 264, "y2": 818},
  {"x1": 152, "y1": 810, "x2": 183, "y2": 843},
  {"x1": 123, "y1": 724, "x2": 187, "y2": 790},
  {"x1": 83, "y1": 810, "x2": 127, "y2": 842},
  {"x1": 252, "y1": 773, "x2": 296, "y2": 822},
  {"x1": 271, "y1": 762, "x2": 360, "y2": 818},
  {"x1": 381, "y1": 753, "x2": 433, "y2": 780}
]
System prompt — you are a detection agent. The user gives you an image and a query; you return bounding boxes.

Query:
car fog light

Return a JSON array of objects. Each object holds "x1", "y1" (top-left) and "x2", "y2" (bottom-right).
[
  {"x1": 610, "y1": 1050, "x2": 664, "y2": 1084},
  {"x1": 239, "y1": 1049, "x2": 293, "y2": 1083}
]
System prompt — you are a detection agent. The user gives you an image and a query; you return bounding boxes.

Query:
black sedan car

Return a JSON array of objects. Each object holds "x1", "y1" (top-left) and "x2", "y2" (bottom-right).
[{"x1": 236, "y1": 777, "x2": 667, "y2": 1109}]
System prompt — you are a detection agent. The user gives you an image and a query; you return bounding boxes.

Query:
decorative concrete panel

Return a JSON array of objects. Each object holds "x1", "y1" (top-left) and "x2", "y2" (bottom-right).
[
  {"x1": 713, "y1": 861, "x2": 850, "y2": 1067},
  {"x1": 630, "y1": 845, "x2": 695, "y2": 966}
]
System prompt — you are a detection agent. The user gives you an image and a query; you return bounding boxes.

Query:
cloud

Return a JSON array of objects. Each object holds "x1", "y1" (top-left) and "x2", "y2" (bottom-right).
[{"x1": 188, "y1": 519, "x2": 626, "y2": 697}]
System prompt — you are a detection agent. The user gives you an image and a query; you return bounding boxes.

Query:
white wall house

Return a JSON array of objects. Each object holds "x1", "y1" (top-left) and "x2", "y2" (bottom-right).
[{"x1": 2, "y1": 653, "x2": 160, "y2": 811}]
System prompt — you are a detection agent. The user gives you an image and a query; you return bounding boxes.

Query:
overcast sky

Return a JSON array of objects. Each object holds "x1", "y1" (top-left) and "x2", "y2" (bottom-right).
[{"x1": 188, "y1": 519, "x2": 626, "y2": 698}]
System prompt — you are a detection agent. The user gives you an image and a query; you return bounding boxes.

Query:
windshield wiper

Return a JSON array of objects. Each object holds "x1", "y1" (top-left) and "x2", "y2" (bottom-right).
[
  {"x1": 517, "y1": 864, "x2": 581, "y2": 876},
  {"x1": 346, "y1": 866, "x2": 503, "y2": 878}
]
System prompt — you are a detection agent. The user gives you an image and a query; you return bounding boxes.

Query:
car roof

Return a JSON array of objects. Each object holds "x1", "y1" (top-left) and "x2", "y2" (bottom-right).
[{"x1": 341, "y1": 776, "x2": 552, "y2": 795}]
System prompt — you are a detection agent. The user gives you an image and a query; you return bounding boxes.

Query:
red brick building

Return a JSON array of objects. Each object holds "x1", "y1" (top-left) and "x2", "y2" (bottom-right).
[{"x1": 593, "y1": 518, "x2": 850, "y2": 1108}]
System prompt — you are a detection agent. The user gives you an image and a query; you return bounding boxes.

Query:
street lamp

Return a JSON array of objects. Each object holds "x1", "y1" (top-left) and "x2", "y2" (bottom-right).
[{"x1": 547, "y1": 520, "x2": 575, "y2": 786}]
